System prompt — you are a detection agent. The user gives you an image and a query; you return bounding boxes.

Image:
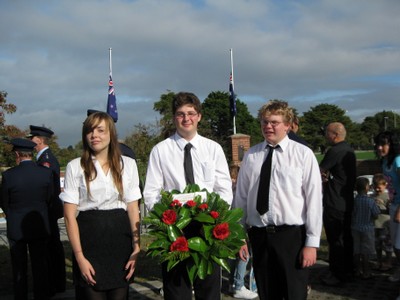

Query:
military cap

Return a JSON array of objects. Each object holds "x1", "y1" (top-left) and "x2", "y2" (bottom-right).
[
  {"x1": 27, "y1": 125, "x2": 54, "y2": 138},
  {"x1": 87, "y1": 109, "x2": 118, "y2": 123},
  {"x1": 119, "y1": 143, "x2": 136, "y2": 159},
  {"x1": 10, "y1": 138, "x2": 37, "y2": 152},
  {"x1": 87, "y1": 109, "x2": 104, "y2": 116}
]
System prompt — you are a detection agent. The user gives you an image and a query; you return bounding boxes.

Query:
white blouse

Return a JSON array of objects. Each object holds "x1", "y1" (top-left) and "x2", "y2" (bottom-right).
[{"x1": 60, "y1": 156, "x2": 142, "y2": 211}]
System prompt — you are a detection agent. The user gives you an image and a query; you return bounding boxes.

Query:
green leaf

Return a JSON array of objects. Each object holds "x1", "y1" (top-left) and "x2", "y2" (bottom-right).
[
  {"x1": 220, "y1": 208, "x2": 243, "y2": 223},
  {"x1": 167, "y1": 258, "x2": 180, "y2": 271},
  {"x1": 188, "y1": 237, "x2": 209, "y2": 252},
  {"x1": 175, "y1": 217, "x2": 192, "y2": 229},
  {"x1": 186, "y1": 261, "x2": 198, "y2": 285},
  {"x1": 147, "y1": 239, "x2": 170, "y2": 250},
  {"x1": 178, "y1": 207, "x2": 190, "y2": 218},
  {"x1": 183, "y1": 184, "x2": 201, "y2": 193},
  {"x1": 190, "y1": 251, "x2": 200, "y2": 266},
  {"x1": 203, "y1": 225, "x2": 213, "y2": 243},
  {"x1": 194, "y1": 212, "x2": 215, "y2": 223},
  {"x1": 153, "y1": 202, "x2": 168, "y2": 215},
  {"x1": 167, "y1": 225, "x2": 182, "y2": 241},
  {"x1": 197, "y1": 257, "x2": 208, "y2": 279},
  {"x1": 228, "y1": 223, "x2": 247, "y2": 240},
  {"x1": 211, "y1": 255, "x2": 230, "y2": 273}
]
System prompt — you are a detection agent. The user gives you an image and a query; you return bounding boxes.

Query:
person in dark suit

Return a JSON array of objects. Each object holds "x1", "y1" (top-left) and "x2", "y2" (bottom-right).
[
  {"x1": 288, "y1": 115, "x2": 308, "y2": 146},
  {"x1": 28, "y1": 125, "x2": 66, "y2": 294},
  {"x1": 0, "y1": 138, "x2": 56, "y2": 300}
]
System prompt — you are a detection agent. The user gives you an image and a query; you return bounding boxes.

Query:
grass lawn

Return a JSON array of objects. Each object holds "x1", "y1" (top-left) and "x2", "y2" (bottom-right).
[{"x1": 315, "y1": 150, "x2": 376, "y2": 163}]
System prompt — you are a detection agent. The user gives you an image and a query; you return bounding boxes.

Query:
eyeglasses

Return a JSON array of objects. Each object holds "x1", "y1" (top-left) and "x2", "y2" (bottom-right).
[
  {"x1": 261, "y1": 120, "x2": 283, "y2": 127},
  {"x1": 175, "y1": 112, "x2": 198, "y2": 119}
]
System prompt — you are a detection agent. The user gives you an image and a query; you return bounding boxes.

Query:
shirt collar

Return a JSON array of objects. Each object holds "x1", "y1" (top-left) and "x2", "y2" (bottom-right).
[
  {"x1": 174, "y1": 132, "x2": 200, "y2": 151},
  {"x1": 262, "y1": 135, "x2": 290, "y2": 151},
  {"x1": 36, "y1": 146, "x2": 49, "y2": 160}
]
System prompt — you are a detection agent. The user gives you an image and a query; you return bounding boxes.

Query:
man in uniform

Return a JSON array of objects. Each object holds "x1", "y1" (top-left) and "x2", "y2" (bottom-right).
[
  {"x1": 1, "y1": 138, "x2": 56, "y2": 300},
  {"x1": 28, "y1": 125, "x2": 66, "y2": 294}
]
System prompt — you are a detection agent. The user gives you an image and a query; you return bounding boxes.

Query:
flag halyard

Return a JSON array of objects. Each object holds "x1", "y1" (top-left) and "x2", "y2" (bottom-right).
[{"x1": 229, "y1": 72, "x2": 237, "y2": 117}]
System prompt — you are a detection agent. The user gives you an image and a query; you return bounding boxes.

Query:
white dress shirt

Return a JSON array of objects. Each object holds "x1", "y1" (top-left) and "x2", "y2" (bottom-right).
[
  {"x1": 234, "y1": 135, "x2": 323, "y2": 248},
  {"x1": 144, "y1": 132, "x2": 233, "y2": 210},
  {"x1": 60, "y1": 156, "x2": 142, "y2": 211}
]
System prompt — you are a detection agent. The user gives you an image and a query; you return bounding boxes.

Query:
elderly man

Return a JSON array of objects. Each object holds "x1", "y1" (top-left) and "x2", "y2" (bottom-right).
[{"x1": 320, "y1": 122, "x2": 356, "y2": 286}]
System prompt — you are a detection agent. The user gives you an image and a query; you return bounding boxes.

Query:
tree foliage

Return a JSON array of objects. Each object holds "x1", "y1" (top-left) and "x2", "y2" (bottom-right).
[
  {"x1": 202, "y1": 91, "x2": 262, "y2": 160},
  {"x1": 301, "y1": 104, "x2": 355, "y2": 151},
  {"x1": 153, "y1": 92, "x2": 175, "y2": 139},
  {"x1": 124, "y1": 122, "x2": 162, "y2": 187}
]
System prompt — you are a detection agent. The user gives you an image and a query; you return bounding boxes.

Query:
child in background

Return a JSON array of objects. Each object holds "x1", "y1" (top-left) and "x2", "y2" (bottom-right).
[
  {"x1": 372, "y1": 173, "x2": 393, "y2": 271},
  {"x1": 351, "y1": 177, "x2": 381, "y2": 279}
]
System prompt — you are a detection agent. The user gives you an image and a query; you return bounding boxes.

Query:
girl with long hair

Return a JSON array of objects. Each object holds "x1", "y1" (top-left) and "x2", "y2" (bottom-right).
[{"x1": 61, "y1": 112, "x2": 141, "y2": 299}]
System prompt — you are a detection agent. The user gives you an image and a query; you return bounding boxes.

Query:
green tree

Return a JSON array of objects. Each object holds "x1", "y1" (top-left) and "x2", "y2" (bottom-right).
[
  {"x1": 202, "y1": 91, "x2": 262, "y2": 160},
  {"x1": 153, "y1": 91, "x2": 175, "y2": 139},
  {"x1": 301, "y1": 104, "x2": 355, "y2": 152},
  {"x1": 0, "y1": 91, "x2": 19, "y2": 167},
  {"x1": 124, "y1": 122, "x2": 162, "y2": 188}
]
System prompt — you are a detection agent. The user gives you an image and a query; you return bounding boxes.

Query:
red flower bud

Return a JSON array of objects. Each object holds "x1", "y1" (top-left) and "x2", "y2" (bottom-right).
[
  {"x1": 213, "y1": 223, "x2": 230, "y2": 240},
  {"x1": 170, "y1": 200, "x2": 182, "y2": 208},
  {"x1": 210, "y1": 211, "x2": 219, "y2": 219},
  {"x1": 162, "y1": 209, "x2": 177, "y2": 225},
  {"x1": 186, "y1": 200, "x2": 196, "y2": 207},
  {"x1": 199, "y1": 203, "x2": 208, "y2": 211},
  {"x1": 170, "y1": 236, "x2": 189, "y2": 252}
]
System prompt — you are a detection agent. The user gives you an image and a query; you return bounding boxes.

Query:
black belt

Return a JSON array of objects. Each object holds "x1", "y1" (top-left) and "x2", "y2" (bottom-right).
[{"x1": 250, "y1": 224, "x2": 301, "y2": 234}]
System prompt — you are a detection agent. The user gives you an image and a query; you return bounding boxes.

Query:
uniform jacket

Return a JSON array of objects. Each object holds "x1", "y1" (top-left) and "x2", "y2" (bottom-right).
[
  {"x1": 1, "y1": 160, "x2": 55, "y2": 241},
  {"x1": 37, "y1": 148, "x2": 63, "y2": 218}
]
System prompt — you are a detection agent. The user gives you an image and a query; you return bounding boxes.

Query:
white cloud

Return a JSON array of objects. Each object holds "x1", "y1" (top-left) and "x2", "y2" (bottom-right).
[{"x1": 1, "y1": 0, "x2": 400, "y2": 146}]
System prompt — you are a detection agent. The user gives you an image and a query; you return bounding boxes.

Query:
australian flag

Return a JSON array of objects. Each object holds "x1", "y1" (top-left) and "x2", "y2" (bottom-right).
[
  {"x1": 107, "y1": 74, "x2": 118, "y2": 122},
  {"x1": 229, "y1": 72, "x2": 237, "y2": 117}
]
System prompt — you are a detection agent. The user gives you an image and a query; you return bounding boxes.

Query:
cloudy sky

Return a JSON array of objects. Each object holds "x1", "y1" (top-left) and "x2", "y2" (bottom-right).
[{"x1": 1, "y1": 0, "x2": 400, "y2": 147}]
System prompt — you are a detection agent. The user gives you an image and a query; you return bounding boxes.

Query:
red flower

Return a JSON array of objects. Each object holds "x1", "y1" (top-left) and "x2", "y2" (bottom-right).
[
  {"x1": 199, "y1": 203, "x2": 208, "y2": 211},
  {"x1": 162, "y1": 209, "x2": 177, "y2": 225},
  {"x1": 210, "y1": 211, "x2": 219, "y2": 219},
  {"x1": 170, "y1": 236, "x2": 189, "y2": 252},
  {"x1": 186, "y1": 200, "x2": 196, "y2": 207},
  {"x1": 170, "y1": 200, "x2": 182, "y2": 208},
  {"x1": 213, "y1": 223, "x2": 230, "y2": 240}
]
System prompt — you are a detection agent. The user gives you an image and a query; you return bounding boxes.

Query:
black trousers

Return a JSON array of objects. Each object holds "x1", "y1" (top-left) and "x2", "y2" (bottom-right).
[
  {"x1": 323, "y1": 207, "x2": 354, "y2": 280},
  {"x1": 47, "y1": 217, "x2": 66, "y2": 293},
  {"x1": 248, "y1": 225, "x2": 308, "y2": 300},
  {"x1": 162, "y1": 260, "x2": 221, "y2": 300},
  {"x1": 9, "y1": 238, "x2": 50, "y2": 300}
]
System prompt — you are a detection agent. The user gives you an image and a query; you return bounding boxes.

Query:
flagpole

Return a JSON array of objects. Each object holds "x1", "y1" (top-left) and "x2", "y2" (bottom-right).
[
  {"x1": 109, "y1": 48, "x2": 112, "y2": 76},
  {"x1": 230, "y1": 48, "x2": 237, "y2": 135}
]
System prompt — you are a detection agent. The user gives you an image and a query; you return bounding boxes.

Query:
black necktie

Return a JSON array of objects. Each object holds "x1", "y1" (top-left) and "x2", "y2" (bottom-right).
[
  {"x1": 184, "y1": 143, "x2": 195, "y2": 184},
  {"x1": 256, "y1": 145, "x2": 277, "y2": 215}
]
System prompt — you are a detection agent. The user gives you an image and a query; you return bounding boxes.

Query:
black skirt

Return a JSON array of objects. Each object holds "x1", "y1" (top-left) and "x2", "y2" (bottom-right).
[{"x1": 73, "y1": 209, "x2": 132, "y2": 291}]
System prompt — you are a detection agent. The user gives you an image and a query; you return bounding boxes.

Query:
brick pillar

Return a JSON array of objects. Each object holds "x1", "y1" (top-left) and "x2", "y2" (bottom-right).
[{"x1": 231, "y1": 134, "x2": 251, "y2": 167}]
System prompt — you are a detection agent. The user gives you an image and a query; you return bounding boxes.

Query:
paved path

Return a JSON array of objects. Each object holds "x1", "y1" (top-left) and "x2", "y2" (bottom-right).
[{"x1": 1, "y1": 219, "x2": 399, "y2": 299}]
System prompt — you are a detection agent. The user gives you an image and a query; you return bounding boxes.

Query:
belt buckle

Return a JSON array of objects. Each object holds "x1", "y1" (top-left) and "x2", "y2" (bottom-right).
[{"x1": 266, "y1": 226, "x2": 275, "y2": 233}]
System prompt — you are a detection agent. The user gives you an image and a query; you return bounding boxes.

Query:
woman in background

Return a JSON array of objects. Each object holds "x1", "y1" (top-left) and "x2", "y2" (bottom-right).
[{"x1": 374, "y1": 132, "x2": 400, "y2": 300}]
